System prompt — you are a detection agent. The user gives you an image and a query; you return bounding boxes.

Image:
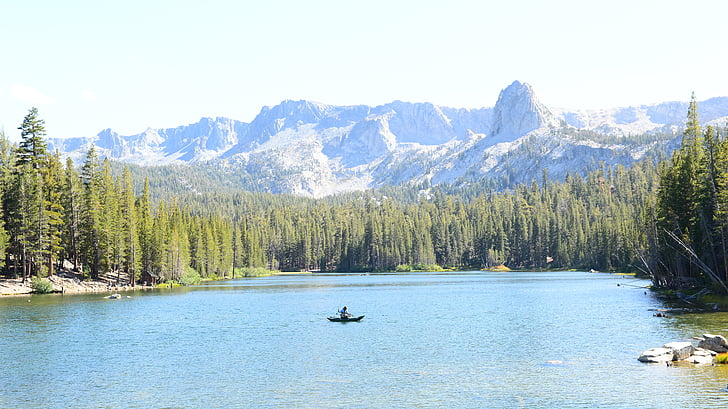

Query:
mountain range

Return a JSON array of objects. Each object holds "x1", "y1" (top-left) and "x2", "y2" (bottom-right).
[{"x1": 48, "y1": 81, "x2": 728, "y2": 197}]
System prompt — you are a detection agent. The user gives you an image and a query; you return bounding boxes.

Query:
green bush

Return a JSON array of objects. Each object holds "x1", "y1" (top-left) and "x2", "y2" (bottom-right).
[
  {"x1": 179, "y1": 268, "x2": 202, "y2": 286},
  {"x1": 413, "y1": 263, "x2": 444, "y2": 272},
  {"x1": 394, "y1": 263, "x2": 444, "y2": 272},
  {"x1": 715, "y1": 353, "x2": 728, "y2": 364},
  {"x1": 30, "y1": 276, "x2": 53, "y2": 294},
  {"x1": 238, "y1": 267, "x2": 274, "y2": 277}
]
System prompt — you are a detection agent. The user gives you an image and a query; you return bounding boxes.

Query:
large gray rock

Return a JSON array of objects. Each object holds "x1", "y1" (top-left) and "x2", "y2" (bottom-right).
[
  {"x1": 686, "y1": 355, "x2": 713, "y2": 365},
  {"x1": 697, "y1": 334, "x2": 728, "y2": 353},
  {"x1": 686, "y1": 348, "x2": 715, "y2": 365},
  {"x1": 638, "y1": 347, "x2": 674, "y2": 363},
  {"x1": 694, "y1": 347, "x2": 717, "y2": 357},
  {"x1": 663, "y1": 341, "x2": 695, "y2": 361}
]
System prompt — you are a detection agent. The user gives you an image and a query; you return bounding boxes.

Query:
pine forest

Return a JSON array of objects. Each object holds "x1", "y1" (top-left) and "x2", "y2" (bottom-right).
[{"x1": 2, "y1": 100, "x2": 727, "y2": 294}]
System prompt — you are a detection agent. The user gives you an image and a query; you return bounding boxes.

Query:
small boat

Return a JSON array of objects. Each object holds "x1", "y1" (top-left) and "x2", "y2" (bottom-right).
[{"x1": 327, "y1": 315, "x2": 365, "y2": 322}]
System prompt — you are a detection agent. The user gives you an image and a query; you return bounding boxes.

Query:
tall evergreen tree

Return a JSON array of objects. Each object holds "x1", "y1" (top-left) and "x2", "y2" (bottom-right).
[
  {"x1": 137, "y1": 178, "x2": 153, "y2": 280},
  {"x1": 16, "y1": 107, "x2": 48, "y2": 168},
  {"x1": 61, "y1": 157, "x2": 83, "y2": 271},
  {"x1": 6, "y1": 163, "x2": 41, "y2": 280},
  {"x1": 42, "y1": 152, "x2": 65, "y2": 276},
  {"x1": 120, "y1": 167, "x2": 141, "y2": 285},
  {"x1": 80, "y1": 145, "x2": 104, "y2": 279},
  {"x1": 6, "y1": 108, "x2": 54, "y2": 278}
]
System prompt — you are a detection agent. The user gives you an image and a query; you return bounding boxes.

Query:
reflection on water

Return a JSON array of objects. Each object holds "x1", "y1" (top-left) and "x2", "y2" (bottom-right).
[{"x1": 1, "y1": 271, "x2": 728, "y2": 408}]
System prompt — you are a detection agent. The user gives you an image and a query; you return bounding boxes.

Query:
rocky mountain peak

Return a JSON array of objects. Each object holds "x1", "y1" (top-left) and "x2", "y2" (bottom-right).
[
  {"x1": 489, "y1": 80, "x2": 558, "y2": 142},
  {"x1": 45, "y1": 81, "x2": 728, "y2": 197},
  {"x1": 258, "y1": 100, "x2": 331, "y2": 124}
]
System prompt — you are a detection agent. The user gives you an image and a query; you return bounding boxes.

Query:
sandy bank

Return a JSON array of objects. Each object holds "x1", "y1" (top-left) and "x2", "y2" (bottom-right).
[{"x1": 0, "y1": 271, "x2": 151, "y2": 296}]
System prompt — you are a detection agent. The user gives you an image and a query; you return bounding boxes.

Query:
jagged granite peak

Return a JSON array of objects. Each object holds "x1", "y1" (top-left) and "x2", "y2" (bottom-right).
[
  {"x1": 326, "y1": 115, "x2": 398, "y2": 167},
  {"x1": 45, "y1": 82, "x2": 728, "y2": 197},
  {"x1": 252, "y1": 99, "x2": 333, "y2": 135},
  {"x1": 218, "y1": 100, "x2": 340, "y2": 158},
  {"x1": 47, "y1": 117, "x2": 248, "y2": 165},
  {"x1": 489, "y1": 81, "x2": 558, "y2": 142},
  {"x1": 99, "y1": 128, "x2": 135, "y2": 158},
  {"x1": 96, "y1": 128, "x2": 127, "y2": 146},
  {"x1": 372, "y1": 101, "x2": 457, "y2": 145},
  {"x1": 160, "y1": 117, "x2": 242, "y2": 151}
]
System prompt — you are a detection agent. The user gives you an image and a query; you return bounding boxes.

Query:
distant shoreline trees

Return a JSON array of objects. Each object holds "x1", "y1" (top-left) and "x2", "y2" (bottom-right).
[{"x1": 2, "y1": 104, "x2": 721, "y2": 292}]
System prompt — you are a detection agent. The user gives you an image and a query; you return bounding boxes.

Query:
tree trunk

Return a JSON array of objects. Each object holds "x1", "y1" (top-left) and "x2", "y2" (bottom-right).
[{"x1": 21, "y1": 247, "x2": 28, "y2": 283}]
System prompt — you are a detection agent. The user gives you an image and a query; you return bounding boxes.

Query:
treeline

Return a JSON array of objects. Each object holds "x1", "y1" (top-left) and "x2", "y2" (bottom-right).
[
  {"x1": 193, "y1": 160, "x2": 656, "y2": 274},
  {"x1": 0, "y1": 107, "x2": 668, "y2": 285},
  {"x1": 648, "y1": 94, "x2": 728, "y2": 293}
]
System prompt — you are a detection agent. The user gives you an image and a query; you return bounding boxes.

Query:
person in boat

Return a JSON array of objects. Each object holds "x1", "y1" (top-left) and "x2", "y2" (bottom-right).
[{"x1": 340, "y1": 306, "x2": 351, "y2": 319}]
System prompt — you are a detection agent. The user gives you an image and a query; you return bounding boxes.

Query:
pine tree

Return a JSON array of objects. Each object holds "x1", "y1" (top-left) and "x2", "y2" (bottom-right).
[
  {"x1": 150, "y1": 201, "x2": 169, "y2": 280},
  {"x1": 0, "y1": 131, "x2": 10, "y2": 270},
  {"x1": 8, "y1": 108, "x2": 53, "y2": 278},
  {"x1": 137, "y1": 178, "x2": 153, "y2": 280},
  {"x1": 6, "y1": 163, "x2": 41, "y2": 280},
  {"x1": 16, "y1": 107, "x2": 48, "y2": 169},
  {"x1": 99, "y1": 159, "x2": 121, "y2": 281},
  {"x1": 61, "y1": 158, "x2": 83, "y2": 270},
  {"x1": 120, "y1": 167, "x2": 141, "y2": 285},
  {"x1": 80, "y1": 145, "x2": 104, "y2": 279},
  {"x1": 650, "y1": 93, "x2": 728, "y2": 291},
  {"x1": 164, "y1": 206, "x2": 190, "y2": 282},
  {"x1": 231, "y1": 220, "x2": 242, "y2": 277},
  {"x1": 0, "y1": 130, "x2": 15, "y2": 190},
  {"x1": 42, "y1": 152, "x2": 65, "y2": 276}
]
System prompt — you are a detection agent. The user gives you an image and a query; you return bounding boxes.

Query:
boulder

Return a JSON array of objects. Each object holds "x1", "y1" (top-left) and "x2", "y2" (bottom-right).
[
  {"x1": 686, "y1": 354, "x2": 714, "y2": 365},
  {"x1": 663, "y1": 341, "x2": 695, "y2": 361},
  {"x1": 638, "y1": 347, "x2": 674, "y2": 363},
  {"x1": 697, "y1": 334, "x2": 728, "y2": 353},
  {"x1": 694, "y1": 347, "x2": 717, "y2": 357}
]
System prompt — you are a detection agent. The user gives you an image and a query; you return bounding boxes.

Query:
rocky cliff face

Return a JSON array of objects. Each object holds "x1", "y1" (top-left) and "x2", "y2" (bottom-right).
[
  {"x1": 46, "y1": 82, "x2": 728, "y2": 197},
  {"x1": 488, "y1": 81, "x2": 560, "y2": 143}
]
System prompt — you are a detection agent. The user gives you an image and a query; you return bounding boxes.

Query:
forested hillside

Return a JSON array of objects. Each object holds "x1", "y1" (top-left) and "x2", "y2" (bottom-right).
[
  {"x1": 0, "y1": 107, "x2": 667, "y2": 287},
  {"x1": 649, "y1": 94, "x2": 728, "y2": 293}
]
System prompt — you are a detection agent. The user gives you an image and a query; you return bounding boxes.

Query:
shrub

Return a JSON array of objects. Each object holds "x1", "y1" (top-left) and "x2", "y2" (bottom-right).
[
  {"x1": 238, "y1": 267, "x2": 274, "y2": 277},
  {"x1": 179, "y1": 268, "x2": 202, "y2": 286},
  {"x1": 396, "y1": 263, "x2": 444, "y2": 272},
  {"x1": 484, "y1": 264, "x2": 511, "y2": 272},
  {"x1": 715, "y1": 353, "x2": 728, "y2": 364},
  {"x1": 413, "y1": 263, "x2": 444, "y2": 272},
  {"x1": 30, "y1": 276, "x2": 54, "y2": 294}
]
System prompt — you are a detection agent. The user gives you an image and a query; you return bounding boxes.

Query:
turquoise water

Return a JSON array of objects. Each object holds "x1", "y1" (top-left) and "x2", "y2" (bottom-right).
[{"x1": 2, "y1": 271, "x2": 728, "y2": 408}]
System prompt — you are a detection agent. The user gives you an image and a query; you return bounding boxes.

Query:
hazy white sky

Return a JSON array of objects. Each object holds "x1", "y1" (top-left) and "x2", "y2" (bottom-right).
[{"x1": 2, "y1": 0, "x2": 727, "y2": 139}]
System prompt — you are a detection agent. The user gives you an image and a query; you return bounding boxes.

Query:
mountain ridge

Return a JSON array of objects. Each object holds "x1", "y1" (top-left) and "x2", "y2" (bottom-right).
[{"x1": 47, "y1": 81, "x2": 728, "y2": 197}]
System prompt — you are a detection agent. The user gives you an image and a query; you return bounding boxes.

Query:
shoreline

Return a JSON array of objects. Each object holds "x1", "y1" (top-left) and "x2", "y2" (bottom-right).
[
  {"x1": 1, "y1": 267, "x2": 285, "y2": 296},
  {"x1": 0, "y1": 271, "x2": 152, "y2": 296},
  {"x1": 2, "y1": 268, "x2": 640, "y2": 297}
]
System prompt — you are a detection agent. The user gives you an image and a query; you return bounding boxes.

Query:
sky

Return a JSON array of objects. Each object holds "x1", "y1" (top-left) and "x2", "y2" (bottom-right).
[{"x1": 2, "y1": 0, "x2": 727, "y2": 140}]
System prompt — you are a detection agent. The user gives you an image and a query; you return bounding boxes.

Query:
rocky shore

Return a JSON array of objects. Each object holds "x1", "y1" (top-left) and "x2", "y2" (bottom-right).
[
  {"x1": 0, "y1": 270, "x2": 150, "y2": 296},
  {"x1": 638, "y1": 334, "x2": 728, "y2": 365}
]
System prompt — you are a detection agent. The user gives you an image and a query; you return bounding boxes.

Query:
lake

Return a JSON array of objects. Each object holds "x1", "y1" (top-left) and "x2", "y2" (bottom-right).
[{"x1": 2, "y1": 271, "x2": 728, "y2": 408}]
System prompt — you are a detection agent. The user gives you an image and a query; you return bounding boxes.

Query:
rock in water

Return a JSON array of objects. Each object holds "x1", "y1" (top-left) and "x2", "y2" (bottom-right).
[
  {"x1": 663, "y1": 341, "x2": 695, "y2": 361},
  {"x1": 685, "y1": 354, "x2": 714, "y2": 365},
  {"x1": 697, "y1": 334, "x2": 728, "y2": 353},
  {"x1": 638, "y1": 347, "x2": 674, "y2": 363}
]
